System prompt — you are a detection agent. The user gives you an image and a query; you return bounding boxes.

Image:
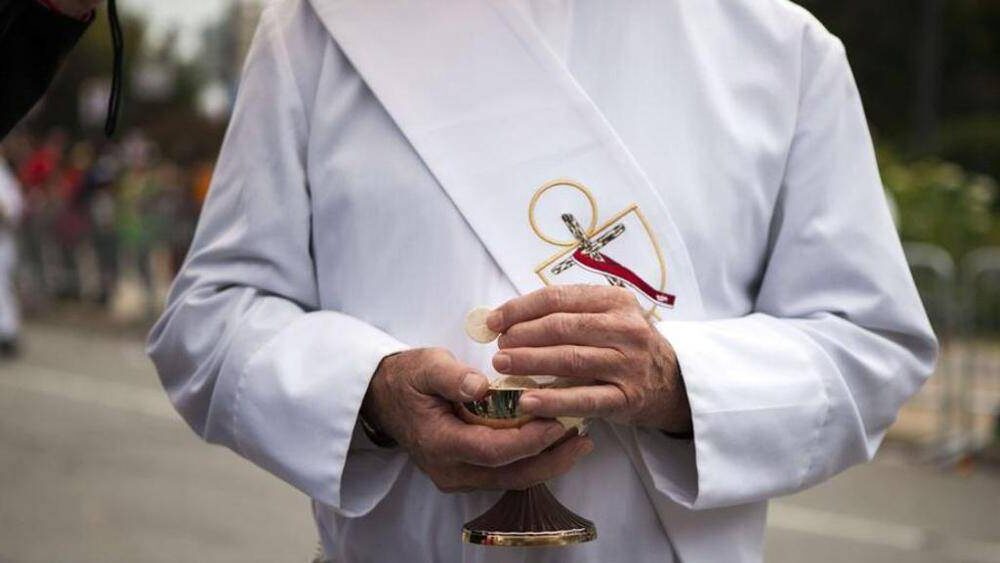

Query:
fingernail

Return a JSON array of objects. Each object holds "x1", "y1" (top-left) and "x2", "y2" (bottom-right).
[
  {"x1": 493, "y1": 353, "x2": 511, "y2": 373},
  {"x1": 519, "y1": 395, "x2": 540, "y2": 413},
  {"x1": 487, "y1": 310, "x2": 502, "y2": 331},
  {"x1": 576, "y1": 440, "x2": 594, "y2": 456},
  {"x1": 460, "y1": 373, "x2": 486, "y2": 400}
]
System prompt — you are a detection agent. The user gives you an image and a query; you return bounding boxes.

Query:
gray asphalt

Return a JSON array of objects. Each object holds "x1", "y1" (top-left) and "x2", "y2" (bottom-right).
[{"x1": 1, "y1": 322, "x2": 998, "y2": 563}]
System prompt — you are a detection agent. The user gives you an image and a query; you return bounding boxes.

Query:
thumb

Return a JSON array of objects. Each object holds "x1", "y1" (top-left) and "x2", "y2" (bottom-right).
[{"x1": 415, "y1": 361, "x2": 490, "y2": 403}]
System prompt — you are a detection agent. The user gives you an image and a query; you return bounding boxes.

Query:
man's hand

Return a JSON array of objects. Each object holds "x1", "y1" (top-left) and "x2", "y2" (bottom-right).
[
  {"x1": 362, "y1": 347, "x2": 594, "y2": 493},
  {"x1": 47, "y1": 0, "x2": 102, "y2": 19},
  {"x1": 488, "y1": 285, "x2": 693, "y2": 434}
]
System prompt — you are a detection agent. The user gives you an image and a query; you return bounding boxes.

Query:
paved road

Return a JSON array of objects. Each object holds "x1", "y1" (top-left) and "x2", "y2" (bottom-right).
[{"x1": 2, "y1": 322, "x2": 998, "y2": 563}]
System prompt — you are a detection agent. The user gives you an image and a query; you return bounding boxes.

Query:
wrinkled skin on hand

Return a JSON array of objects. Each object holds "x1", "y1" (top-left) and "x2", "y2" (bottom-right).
[
  {"x1": 489, "y1": 284, "x2": 693, "y2": 435},
  {"x1": 362, "y1": 347, "x2": 594, "y2": 493}
]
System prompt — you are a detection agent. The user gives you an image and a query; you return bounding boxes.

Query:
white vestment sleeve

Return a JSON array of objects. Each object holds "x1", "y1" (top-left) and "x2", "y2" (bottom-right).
[
  {"x1": 636, "y1": 25, "x2": 938, "y2": 510},
  {"x1": 147, "y1": 6, "x2": 408, "y2": 516}
]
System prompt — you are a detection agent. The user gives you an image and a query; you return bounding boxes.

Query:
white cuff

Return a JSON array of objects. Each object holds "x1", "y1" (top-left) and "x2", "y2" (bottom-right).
[
  {"x1": 210, "y1": 309, "x2": 409, "y2": 511},
  {"x1": 638, "y1": 316, "x2": 829, "y2": 510}
]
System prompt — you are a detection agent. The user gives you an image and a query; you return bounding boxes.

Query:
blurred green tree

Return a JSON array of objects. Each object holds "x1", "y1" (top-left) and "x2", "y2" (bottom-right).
[
  {"x1": 882, "y1": 150, "x2": 998, "y2": 258},
  {"x1": 798, "y1": 0, "x2": 999, "y2": 257}
]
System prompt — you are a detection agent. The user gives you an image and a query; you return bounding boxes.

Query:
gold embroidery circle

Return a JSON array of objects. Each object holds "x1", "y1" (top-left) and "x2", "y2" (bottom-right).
[{"x1": 528, "y1": 179, "x2": 599, "y2": 247}]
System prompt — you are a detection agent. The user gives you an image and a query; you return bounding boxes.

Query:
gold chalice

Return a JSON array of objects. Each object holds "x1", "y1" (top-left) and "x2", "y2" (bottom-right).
[{"x1": 456, "y1": 382, "x2": 597, "y2": 547}]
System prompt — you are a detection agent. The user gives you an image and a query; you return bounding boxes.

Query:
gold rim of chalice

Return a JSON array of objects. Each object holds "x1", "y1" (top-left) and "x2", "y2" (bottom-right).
[
  {"x1": 456, "y1": 387, "x2": 535, "y2": 428},
  {"x1": 456, "y1": 384, "x2": 597, "y2": 548}
]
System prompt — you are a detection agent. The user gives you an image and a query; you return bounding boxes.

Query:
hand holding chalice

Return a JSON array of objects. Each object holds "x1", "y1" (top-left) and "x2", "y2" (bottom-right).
[{"x1": 459, "y1": 309, "x2": 596, "y2": 547}]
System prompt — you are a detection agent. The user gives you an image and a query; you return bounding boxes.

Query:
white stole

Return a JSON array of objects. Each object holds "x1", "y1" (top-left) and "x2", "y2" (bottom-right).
[{"x1": 309, "y1": 0, "x2": 705, "y2": 320}]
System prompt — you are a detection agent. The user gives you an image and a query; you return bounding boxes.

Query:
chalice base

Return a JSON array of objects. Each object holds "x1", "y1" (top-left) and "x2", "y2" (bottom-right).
[{"x1": 462, "y1": 484, "x2": 597, "y2": 547}]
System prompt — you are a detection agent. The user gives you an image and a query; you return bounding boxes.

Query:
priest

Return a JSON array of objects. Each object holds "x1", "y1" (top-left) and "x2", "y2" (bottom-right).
[{"x1": 148, "y1": 0, "x2": 937, "y2": 561}]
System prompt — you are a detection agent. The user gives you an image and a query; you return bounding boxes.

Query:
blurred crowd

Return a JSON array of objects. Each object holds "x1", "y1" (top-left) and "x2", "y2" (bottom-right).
[{"x1": 0, "y1": 130, "x2": 212, "y2": 333}]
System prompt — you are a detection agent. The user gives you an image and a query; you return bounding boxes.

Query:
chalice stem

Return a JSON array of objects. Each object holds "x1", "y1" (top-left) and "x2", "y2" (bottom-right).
[{"x1": 462, "y1": 483, "x2": 597, "y2": 547}]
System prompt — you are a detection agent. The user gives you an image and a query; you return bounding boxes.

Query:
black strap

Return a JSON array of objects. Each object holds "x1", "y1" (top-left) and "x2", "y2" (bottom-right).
[{"x1": 104, "y1": 0, "x2": 122, "y2": 137}]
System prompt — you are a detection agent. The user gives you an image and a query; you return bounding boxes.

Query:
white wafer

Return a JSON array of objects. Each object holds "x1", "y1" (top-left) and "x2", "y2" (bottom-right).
[{"x1": 465, "y1": 307, "x2": 499, "y2": 343}]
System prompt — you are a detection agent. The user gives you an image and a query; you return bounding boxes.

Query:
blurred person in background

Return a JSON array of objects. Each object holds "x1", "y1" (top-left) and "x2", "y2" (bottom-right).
[
  {"x1": 115, "y1": 144, "x2": 161, "y2": 319},
  {"x1": 17, "y1": 129, "x2": 66, "y2": 300},
  {"x1": 190, "y1": 159, "x2": 214, "y2": 219},
  {"x1": 83, "y1": 142, "x2": 120, "y2": 306},
  {"x1": 51, "y1": 141, "x2": 94, "y2": 299},
  {"x1": 0, "y1": 152, "x2": 24, "y2": 357},
  {"x1": 0, "y1": 0, "x2": 107, "y2": 139},
  {"x1": 17, "y1": 129, "x2": 65, "y2": 188}
]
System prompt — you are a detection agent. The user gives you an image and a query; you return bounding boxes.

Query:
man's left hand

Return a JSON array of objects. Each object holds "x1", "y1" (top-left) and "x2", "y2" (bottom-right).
[{"x1": 488, "y1": 285, "x2": 693, "y2": 435}]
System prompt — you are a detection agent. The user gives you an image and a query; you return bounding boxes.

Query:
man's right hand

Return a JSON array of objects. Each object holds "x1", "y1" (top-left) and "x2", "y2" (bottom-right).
[{"x1": 362, "y1": 347, "x2": 594, "y2": 493}]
